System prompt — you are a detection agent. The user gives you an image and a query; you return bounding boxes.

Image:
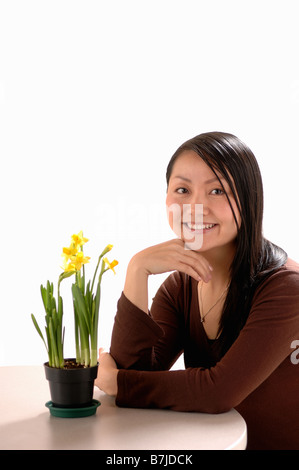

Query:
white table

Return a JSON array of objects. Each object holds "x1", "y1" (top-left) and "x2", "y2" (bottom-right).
[{"x1": 0, "y1": 366, "x2": 247, "y2": 450}]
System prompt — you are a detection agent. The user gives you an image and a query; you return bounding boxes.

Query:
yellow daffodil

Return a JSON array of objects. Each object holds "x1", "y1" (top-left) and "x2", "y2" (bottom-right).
[
  {"x1": 71, "y1": 231, "x2": 89, "y2": 249},
  {"x1": 62, "y1": 245, "x2": 78, "y2": 260},
  {"x1": 69, "y1": 251, "x2": 90, "y2": 271},
  {"x1": 62, "y1": 231, "x2": 89, "y2": 266},
  {"x1": 103, "y1": 257, "x2": 119, "y2": 274},
  {"x1": 63, "y1": 262, "x2": 76, "y2": 273},
  {"x1": 99, "y1": 244, "x2": 113, "y2": 257}
]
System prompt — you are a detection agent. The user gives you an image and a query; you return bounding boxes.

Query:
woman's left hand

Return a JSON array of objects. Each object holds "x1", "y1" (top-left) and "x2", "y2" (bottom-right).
[{"x1": 94, "y1": 348, "x2": 118, "y2": 396}]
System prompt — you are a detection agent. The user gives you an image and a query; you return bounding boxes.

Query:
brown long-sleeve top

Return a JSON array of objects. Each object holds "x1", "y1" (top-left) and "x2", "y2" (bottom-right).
[{"x1": 110, "y1": 259, "x2": 299, "y2": 450}]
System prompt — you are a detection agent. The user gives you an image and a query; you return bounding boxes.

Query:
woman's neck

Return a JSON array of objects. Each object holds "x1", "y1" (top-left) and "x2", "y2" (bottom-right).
[{"x1": 200, "y1": 243, "x2": 236, "y2": 290}]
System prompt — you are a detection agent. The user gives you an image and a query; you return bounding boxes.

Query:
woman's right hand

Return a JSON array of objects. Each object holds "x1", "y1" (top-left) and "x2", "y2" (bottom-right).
[
  {"x1": 123, "y1": 239, "x2": 212, "y2": 313},
  {"x1": 130, "y1": 238, "x2": 212, "y2": 283}
]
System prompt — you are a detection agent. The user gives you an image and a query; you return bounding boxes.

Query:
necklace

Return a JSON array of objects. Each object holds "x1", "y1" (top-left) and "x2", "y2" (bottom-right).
[{"x1": 199, "y1": 282, "x2": 229, "y2": 323}]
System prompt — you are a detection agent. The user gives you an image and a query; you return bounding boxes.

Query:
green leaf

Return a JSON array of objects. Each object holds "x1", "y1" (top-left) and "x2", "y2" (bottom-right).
[
  {"x1": 56, "y1": 322, "x2": 64, "y2": 368},
  {"x1": 72, "y1": 284, "x2": 91, "y2": 334},
  {"x1": 40, "y1": 285, "x2": 47, "y2": 309},
  {"x1": 31, "y1": 314, "x2": 48, "y2": 351},
  {"x1": 58, "y1": 295, "x2": 63, "y2": 323},
  {"x1": 72, "y1": 284, "x2": 91, "y2": 365},
  {"x1": 49, "y1": 318, "x2": 60, "y2": 368},
  {"x1": 90, "y1": 283, "x2": 101, "y2": 365}
]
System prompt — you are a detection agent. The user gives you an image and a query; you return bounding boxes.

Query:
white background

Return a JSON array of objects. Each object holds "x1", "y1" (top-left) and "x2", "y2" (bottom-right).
[{"x1": 1, "y1": 0, "x2": 298, "y2": 366}]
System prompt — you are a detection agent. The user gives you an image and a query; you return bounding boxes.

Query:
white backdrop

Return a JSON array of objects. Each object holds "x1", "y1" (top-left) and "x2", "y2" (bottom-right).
[{"x1": 1, "y1": 0, "x2": 298, "y2": 366}]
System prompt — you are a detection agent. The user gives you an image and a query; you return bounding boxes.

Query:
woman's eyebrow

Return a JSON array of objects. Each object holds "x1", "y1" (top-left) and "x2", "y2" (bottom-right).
[
  {"x1": 172, "y1": 175, "x2": 224, "y2": 184},
  {"x1": 172, "y1": 175, "x2": 192, "y2": 183},
  {"x1": 204, "y1": 176, "x2": 225, "y2": 184}
]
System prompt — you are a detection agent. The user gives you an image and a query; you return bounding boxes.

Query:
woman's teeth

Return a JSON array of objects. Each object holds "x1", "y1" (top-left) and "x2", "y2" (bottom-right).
[{"x1": 185, "y1": 223, "x2": 216, "y2": 230}]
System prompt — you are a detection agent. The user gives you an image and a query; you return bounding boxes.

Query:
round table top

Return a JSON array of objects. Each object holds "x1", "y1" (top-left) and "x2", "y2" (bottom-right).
[{"x1": 0, "y1": 365, "x2": 247, "y2": 450}]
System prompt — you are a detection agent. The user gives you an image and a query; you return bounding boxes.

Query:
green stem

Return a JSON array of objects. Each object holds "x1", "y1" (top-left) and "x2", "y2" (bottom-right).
[
  {"x1": 74, "y1": 308, "x2": 81, "y2": 363},
  {"x1": 90, "y1": 348, "x2": 97, "y2": 367},
  {"x1": 91, "y1": 255, "x2": 102, "y2": 294}
]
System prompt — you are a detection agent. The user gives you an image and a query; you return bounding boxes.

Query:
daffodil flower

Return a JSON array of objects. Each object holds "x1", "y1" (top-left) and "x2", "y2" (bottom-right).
[
  {"x1": 62, "y1": 231, "x2": 89, "y2": 270},
  {"x1": 64, "y1": 262, "x2": 77, "y2": 272},
  {"x1": 68, "y1": 252, "x2": 90, "y2": 271},
  {"x1": 71, "y1": 231, "x2": 89, "y2": 249},
  {"x1": 100, "y1": 244, "x2": 113, "y2": 257},
  {"x1": 103, "y1": 258, "x2": 119, "y2": 274},
  {"x1": 62, "y1": 245, "x2": 78, "y2": 261}
]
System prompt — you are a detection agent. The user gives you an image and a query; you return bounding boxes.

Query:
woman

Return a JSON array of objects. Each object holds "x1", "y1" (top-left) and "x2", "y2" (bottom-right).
[{"x1": 95, "y1": 132, "x2": 299, "y2": 450}]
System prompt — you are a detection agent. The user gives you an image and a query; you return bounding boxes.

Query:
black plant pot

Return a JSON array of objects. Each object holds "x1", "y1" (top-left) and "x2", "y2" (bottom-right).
[{"x1": 44, "y1": 359, "x2": 98, "y2": 408}]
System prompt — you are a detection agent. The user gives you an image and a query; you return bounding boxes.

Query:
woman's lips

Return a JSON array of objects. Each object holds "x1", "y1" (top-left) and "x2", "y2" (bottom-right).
[
  {"x1": 183, "y1": 222, "x2": 216, "y2": 232},
  {"x1": 181, "y1": 222, "x2": 217, "y2": 250}
]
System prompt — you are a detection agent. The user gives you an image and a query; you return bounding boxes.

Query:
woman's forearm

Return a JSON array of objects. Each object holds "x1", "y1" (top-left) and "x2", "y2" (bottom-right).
[{"x1": 123, "y1": 256, "x2": 149, "y2": 314}]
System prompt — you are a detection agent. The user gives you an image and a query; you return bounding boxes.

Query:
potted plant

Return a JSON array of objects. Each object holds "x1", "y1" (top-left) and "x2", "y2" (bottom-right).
[{"x1": 31, "y1": 231, "x2": 118, "y2": 417}]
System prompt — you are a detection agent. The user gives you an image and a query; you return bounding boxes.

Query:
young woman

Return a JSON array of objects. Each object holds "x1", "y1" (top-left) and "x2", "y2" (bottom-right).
[{"x1": 95, "y1": 132, "x2": 299, "y2": 450}]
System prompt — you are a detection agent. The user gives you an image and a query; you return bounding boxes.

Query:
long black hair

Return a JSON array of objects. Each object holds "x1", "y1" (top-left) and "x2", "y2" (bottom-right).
[{"x1": 166, "y1": 132, "x2": 287, "y2": 354}]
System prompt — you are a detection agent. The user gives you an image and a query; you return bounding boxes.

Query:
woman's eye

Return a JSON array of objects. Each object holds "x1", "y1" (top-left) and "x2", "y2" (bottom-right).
[
  {"x1": 176, "y1": 187, "x2": 188, "y2": 194},
  {"x1": 211, "y1": 188, "x2": 224, "y2": 195}
]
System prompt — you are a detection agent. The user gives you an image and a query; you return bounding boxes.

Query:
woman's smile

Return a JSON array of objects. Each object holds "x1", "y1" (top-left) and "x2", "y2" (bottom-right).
[{"x1": 184, "y1": 222, "x2": 217, "y2": 232}]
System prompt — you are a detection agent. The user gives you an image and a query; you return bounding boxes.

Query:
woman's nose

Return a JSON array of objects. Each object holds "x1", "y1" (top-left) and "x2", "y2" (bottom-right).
[
  {"x1": 186, "y1": 194, "x2": 210, "y2": 214},
  {"x1": 182, "y1": 202, "x2": 209, "y2": 223}
]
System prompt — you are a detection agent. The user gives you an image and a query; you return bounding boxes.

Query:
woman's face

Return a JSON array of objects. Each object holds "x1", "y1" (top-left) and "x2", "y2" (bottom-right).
[{"x1": 166, "y1": 150, "x2": 241, "y2": 253}]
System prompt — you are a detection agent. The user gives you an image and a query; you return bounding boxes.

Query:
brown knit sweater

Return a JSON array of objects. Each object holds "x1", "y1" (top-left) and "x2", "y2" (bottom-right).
[{"x1": 110, "y1": 259, "x2": 299, "y2": 450}]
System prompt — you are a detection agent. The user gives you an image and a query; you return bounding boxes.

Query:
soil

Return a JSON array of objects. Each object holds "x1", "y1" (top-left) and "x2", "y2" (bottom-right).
[{"x1": 63, "y1": 359, "x2": 88, "y2": 369}]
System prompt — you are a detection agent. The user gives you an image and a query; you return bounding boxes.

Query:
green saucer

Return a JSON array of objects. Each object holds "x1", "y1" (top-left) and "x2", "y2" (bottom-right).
[{"x1": 45, "y1": 399, "x2": 101, "y2": 418}]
